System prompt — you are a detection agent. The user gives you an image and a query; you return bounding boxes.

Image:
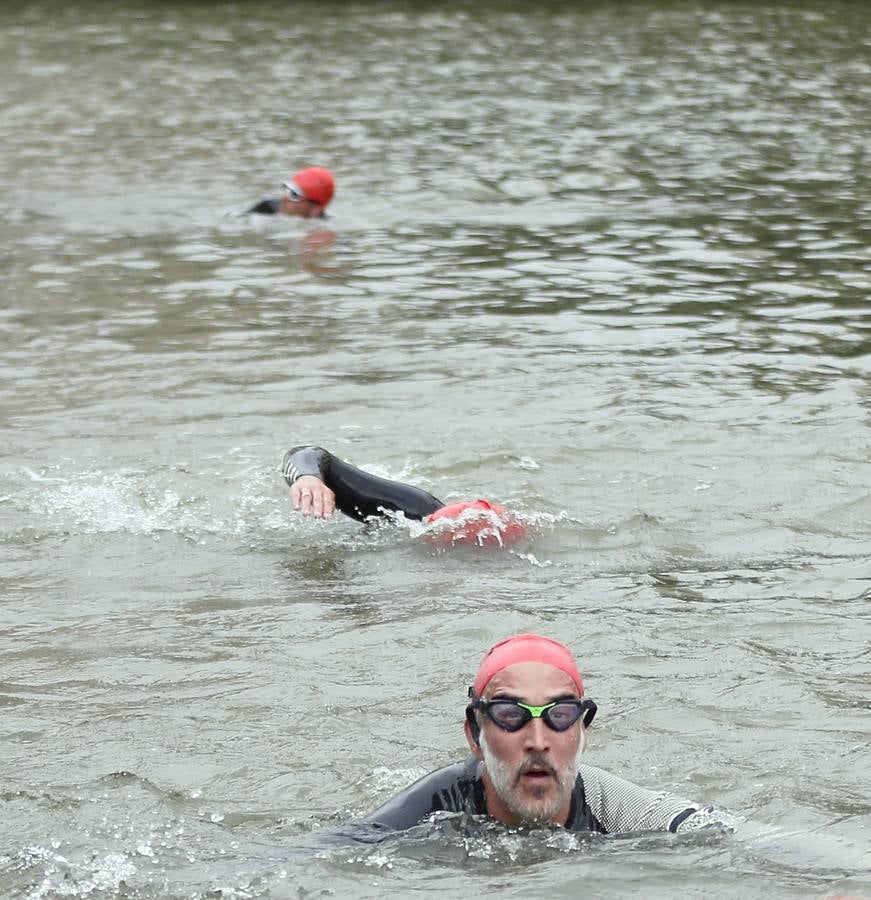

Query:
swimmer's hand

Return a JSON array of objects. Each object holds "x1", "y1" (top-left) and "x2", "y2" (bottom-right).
[{"x1": 292, "y1": 475, "x2": 336, "y2": 518}]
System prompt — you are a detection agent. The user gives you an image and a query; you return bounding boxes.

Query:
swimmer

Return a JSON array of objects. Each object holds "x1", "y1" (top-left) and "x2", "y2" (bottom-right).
[
  {"x1": 281, "y1": 445, "x2": 528, "y2": 545},
  {"x1": 358, "y1": 634, "x2": 735, "y2": 834},
  {"x1": 247, "y1": 166, "x2": 334, "y2": 217}
]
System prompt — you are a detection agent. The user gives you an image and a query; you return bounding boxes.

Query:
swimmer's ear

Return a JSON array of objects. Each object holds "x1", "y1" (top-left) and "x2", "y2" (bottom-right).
[{"x1": 465, "y1": 705, "x2": 483, "y2": 759}]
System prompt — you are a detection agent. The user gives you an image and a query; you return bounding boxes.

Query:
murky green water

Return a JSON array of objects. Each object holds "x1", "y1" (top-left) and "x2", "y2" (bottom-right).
[{"x1": 1, "y1": 1, "x2": 869, "y2": 897}]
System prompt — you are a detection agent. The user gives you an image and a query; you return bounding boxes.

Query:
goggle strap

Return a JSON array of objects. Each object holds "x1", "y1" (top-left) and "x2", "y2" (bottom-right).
[{"x1": 464, "y1": 704, "x2": 481, "y2": 745}]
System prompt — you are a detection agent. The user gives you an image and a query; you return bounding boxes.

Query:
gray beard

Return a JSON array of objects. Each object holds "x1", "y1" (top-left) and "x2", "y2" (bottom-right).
[{"x1": 479, "y1": 732, "x2": 579, "y2": 825}]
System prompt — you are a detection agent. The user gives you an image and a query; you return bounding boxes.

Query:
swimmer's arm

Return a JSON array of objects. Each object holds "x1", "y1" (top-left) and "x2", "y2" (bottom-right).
[
  {"x1": 578, "y1": 763, "x2": 736, "y2": 835},
  {"x1": 281, "y1": 445, "x2": 444, "y2": 523},
  {"x1": 282, "y1": 446, "x2": 336, "y2": 518}
]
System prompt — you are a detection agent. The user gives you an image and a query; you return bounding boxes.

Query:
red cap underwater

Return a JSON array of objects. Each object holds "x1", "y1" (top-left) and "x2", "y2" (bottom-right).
[
  {"x1": 473, "y1": 634, "x2": 584, "y2": 698},
  {"x1": 424, "y1": 499, "x2": 528, "y2": 546},
  {"x1": 291, "y1": 167, "x2": 335, "y2": 207}
]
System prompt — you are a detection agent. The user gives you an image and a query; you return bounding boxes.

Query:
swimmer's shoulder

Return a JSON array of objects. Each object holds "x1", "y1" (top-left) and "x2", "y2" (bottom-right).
[{"x1": 247, "y1": 197, "x2": 281, "y2": 215}]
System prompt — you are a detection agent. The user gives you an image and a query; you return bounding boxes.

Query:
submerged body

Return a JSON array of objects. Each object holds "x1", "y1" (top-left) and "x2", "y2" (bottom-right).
[{"x1": 362, "y1": 757, "x2": 727, "y2": 834}]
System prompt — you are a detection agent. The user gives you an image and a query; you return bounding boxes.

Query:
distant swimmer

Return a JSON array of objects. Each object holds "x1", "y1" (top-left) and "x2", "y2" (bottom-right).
[
  {"x1": 355, "y1": 634, "x2": 735, "y2": 835},
  {"x1": 281, "y1": 445, "x2": 528, "y2": 545},
  {"x1": 248, "y1": 166, "x2": 335, "y2": 217}
]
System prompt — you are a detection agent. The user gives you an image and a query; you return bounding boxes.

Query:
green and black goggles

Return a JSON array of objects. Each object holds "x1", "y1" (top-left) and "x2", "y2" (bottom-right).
[{"x1": 467, "y1": 695, "x2": 597, "y2": 733}]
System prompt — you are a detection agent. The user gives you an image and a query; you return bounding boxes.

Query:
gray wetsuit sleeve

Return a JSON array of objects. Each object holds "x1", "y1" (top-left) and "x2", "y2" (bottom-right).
[
  {"x1": 281, "y1": 445, "x2": 444, "y2": 523},
  {"x1": 577, "y1": 763, "x2": 733, "y2": 834},
  {"x1": 282, "y1": 446, "x2": 326, "y2": 483}
]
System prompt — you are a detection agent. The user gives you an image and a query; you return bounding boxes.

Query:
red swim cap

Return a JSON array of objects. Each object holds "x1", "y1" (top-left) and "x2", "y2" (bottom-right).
[
  {"x1": 472, "y1": 634, "x2": 584, "y2": 698},
  {"x1": 292, "y1": 167, "x2": 335, "y2": 206},
  {"x1": 424, "y1": 499, "x2": 528, "y2": 546}
]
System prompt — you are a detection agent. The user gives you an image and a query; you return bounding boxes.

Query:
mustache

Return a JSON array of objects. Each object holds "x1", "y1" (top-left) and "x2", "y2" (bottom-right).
[{"x1": 515, "y1": 753, "x2": 558, "y2": 783}]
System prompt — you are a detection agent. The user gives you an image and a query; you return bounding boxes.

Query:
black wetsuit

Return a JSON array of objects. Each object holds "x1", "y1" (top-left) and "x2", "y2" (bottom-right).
[
  {"x1": 282, "y1": 446, "x2": 444, "y2": 522},
  {"x1": 247, "y1": 199, "x2": 329, "y2": 217},
  {"x1": 248, "y1": 197, "x2": 281, "y2": 215},
  {"x1": 361, "y1": 757, "x2": 731, "y2": 835}
]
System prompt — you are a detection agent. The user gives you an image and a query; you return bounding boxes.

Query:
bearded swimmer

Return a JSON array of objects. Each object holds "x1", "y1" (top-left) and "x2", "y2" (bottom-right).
[
  {"x1": 247, "y1": 166, "x2": 335, "y2": 218},
  {"x1": 281, "y1": 445, "x2": 528, "y2": 545},
  {"x1": 357, "y1": 634, "x2": 734, "y2": 835}
]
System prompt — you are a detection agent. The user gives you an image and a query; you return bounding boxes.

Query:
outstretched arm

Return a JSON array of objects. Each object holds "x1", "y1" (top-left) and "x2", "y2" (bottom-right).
[{"x1": 282, "y1": 446, "x2": 444, "y2": 523}]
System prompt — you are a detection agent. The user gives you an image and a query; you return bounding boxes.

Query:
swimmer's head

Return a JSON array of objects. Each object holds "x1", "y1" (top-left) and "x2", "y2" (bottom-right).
[
  {"x1": 424, "y1": 499, "x2": 528, "y2": 546},
  {"x1": 464, "y1": 634, "x2": 594, "y2": 826},
  {"x1": 279, "y1": 166, "x2": 335, "y2": 217}
]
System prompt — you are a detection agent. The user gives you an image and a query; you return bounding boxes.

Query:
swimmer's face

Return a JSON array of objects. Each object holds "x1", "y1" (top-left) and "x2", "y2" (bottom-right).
[
  {"x1": 467, "y1": 661, "x2": 583, "y2": 827},
  {"x1": 278, "y1": 182, "x2": 325, "y2": 218}
]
